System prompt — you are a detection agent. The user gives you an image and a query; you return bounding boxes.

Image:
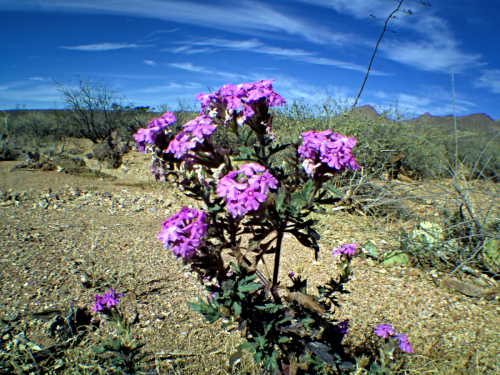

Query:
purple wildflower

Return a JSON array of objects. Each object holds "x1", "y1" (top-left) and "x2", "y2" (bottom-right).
[
  {"x1": 239, "y1": 163, "x2": 266, "y2": 176},
  {"x1": 196, "y1": 79, "x2": 285, "y2": 125},
  {"x1": 248, "y1": 170, "x2": 278, "y2": 194},
  {"x1": 102, "y1": 289, "x2": 123, "y2": 308},
  {"x1": 157, "y1": 207, "x2": 207, "y2": 259},
  {"x1": 298, "y1": 129, "x2": 360, "y2": 177},
  {"x1": 333, "y1": 243, "x2": 358, "y2": 257},
  {"x1": 238, "y1": 187, "x2": 267, "y2": 211},
  {"x1": 133, "y1": 128, "x2": 149, "y2": 153},
  {"x1": 226, "y1": 199, "x2": 249, "y2": 218},
  {"x1": 133, "y1": 112, "x2": 176, "y2": 153},
  {"x1": 374, "y1": 324, "x2": 397, "y2": 339},
  {"x1": 91, "y1": 295, "x2": 105, "y2": 313},
  {"x1": 217, "y1": 176, "x2": 248, "y2": 201},
  {"x1": 91, "y1": 289, "x2": 123, "y2": 313},
  {"x1": 333, "y1": 319, "x2": 350, "y2": 335},
  {"x1": 217, "y1": 165, "x2": 278, "y2": 217},
  {"x1": 397, "y1": 333, "x2": 414, "y2": 353},
  {"x1": 183, "y1": 115, "x2": 217, "y2": 141}
]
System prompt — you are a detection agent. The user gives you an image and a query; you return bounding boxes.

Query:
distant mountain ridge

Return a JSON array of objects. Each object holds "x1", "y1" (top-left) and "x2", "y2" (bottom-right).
[{"x1": 352, "y1": 105, "x2": 500, "y2": 135}]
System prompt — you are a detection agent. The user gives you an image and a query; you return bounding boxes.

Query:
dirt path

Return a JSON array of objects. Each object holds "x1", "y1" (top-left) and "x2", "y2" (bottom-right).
[{"x1": 1, "y1": 157, "x2": 499, "y2": 374}]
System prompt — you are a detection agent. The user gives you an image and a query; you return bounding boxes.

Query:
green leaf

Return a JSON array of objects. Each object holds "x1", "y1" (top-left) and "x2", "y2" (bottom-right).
[
  {"x1": 249, "y1": 239, "x2": 260, "y2": 251},
  {"x1": 237, "y1": 342, "x2": 256, "y2": 351},
  {"x1": 379, "y1": 250, "x2": 410, "y2": 267},
  {"x1": 291, "y1": 179, "x2": 314, "y2": 207},
  {"x1": 274, "y1": 186, "x2": 286, "y2": 212},
  {"x1": 238, "y1": 281, "x2": 262, "y2": 293},
  {"x1": 232, "y1": 301, "x2": 242, "y2": 315},
  {"x1": 365, "y1": 241, "x2": 379, "y2": 258},
  {"x1": 268, "y1": 143, "x2": 290, "y2": 156}
]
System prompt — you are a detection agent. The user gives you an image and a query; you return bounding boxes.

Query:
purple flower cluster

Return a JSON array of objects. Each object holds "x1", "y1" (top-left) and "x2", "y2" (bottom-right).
[
  {"x1": 166, "y1": 115, "x2": 216, "y2": 160},
  {"x1": 333, "y1": 243, "x2": 358, "y2": 257},
  {"x1": 92, "y1": 289, "x2": 123, "y2": 313},
  {"x1": 298, "y1": 129, "x2": 360, "y2": 177},
  {"x1": 195, "y1": 79, "x2": 286, "y2": 126},
  {"x1": 216, "y1": 163, "x2": 278, "y2": 218},
  {"x1": 157, "y1": 207, "x2": 208, "y2": 259},
  {"x1": 374, "y1": 324, "x2": 414, "y2": 353},
  {"x1": 133, "y1": 112, "x2": 176, "y2": 152}
]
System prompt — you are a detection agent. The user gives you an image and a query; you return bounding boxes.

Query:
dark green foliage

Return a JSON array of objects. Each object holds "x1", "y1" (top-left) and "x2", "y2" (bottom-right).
[
  {"x1": 191, "y1": 260, "x2": 356, "y2": 374},
  {"x1": 93, "y1": 339, "x2": 146, "y2": 375}
]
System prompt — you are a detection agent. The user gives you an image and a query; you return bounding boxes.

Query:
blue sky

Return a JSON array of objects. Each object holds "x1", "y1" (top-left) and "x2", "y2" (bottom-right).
[{"x1": 1, "y1": 0, "x2": 499, "y2": 120}]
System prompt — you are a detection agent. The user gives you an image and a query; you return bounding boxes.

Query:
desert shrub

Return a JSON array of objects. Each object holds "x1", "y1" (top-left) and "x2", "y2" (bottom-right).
[{"x1": 55, "y1": 76, "x2": 135, "y2": 143}]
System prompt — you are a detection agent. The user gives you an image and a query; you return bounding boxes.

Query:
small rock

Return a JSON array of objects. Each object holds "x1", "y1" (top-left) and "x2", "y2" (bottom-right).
[
  {"x1": 148, "y1": 208, "x2": 158, "y2": 213},
  {"x1": 365, "y1": 258, "x2": 376, "y2": 267},
  {"x1": 39, "y1": 201, "x2": 49, "y2": 209},
  {"x1": 69, "y1": 187, "x2": 80, "y2": 196},
  {"x1": 131, "y1": 205, "x2": 143, "y2": 213},
  {"x1": 444, "y1": 277, "x2": 484, "y2": 297},
  {"x1": 405, "y1": 268, "x2": 420, "y2": 276},
  {"x1": 484, "y1": 292, "x2": 497, "y2": 301}
]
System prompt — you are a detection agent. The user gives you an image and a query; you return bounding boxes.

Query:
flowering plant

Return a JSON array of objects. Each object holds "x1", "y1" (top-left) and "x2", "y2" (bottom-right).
[
  {"x1": 91, "y1": 289, "x2": 145, "y2": 374},
  {"x1": 132, "y1": 79, "x2": 412, "y2": 373}
]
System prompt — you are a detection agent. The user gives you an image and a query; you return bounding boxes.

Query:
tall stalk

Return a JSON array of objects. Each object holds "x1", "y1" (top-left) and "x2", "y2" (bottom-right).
[{"x1": 349, "y1": 0, "x2": 431, "y2": 113}]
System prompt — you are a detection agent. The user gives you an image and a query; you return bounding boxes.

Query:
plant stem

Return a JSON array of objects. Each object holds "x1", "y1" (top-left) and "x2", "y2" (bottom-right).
[
  {"x1": 350, "y1": 0, "x2": 406, "y2": 112},
  {"x1": 272, "y1": 230, "x2": 284, "y2": 286}
]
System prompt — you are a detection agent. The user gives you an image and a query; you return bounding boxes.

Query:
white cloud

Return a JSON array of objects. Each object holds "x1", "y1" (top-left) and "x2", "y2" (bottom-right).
[
  {"x1": 3, "y1": 0, "x2": 350, "y2": 45},
  {"x1": 474, "y1": 69, "x2": 500, "y2": 94},
  {"x1": 143, "y1": 60, "x2": 157, "y2": 66},
  {"x1": 169, "y1": 62, "x2": 250, "y2": 81},
  {"x1": 377, "y1": 15, "x2": 485, "y2": 73},
  {"x1": 298, "y1": 56, "x2": 389, "y2": 75},
  {"x1": 29, "y1": 76, "x2": 47, "y2": 81},
  {"x1": 0, "y1": 81, "x2": 61, "y2": 108},
  {"x1": 189, "y1": 38, "x2": 263, "y2": 50},
  {"x1": 135, "y1": 82, "x2": 202, "y2": 93},
  {"x1": 169, "y1": 38, "x2": 390, "y2": 74},
  {"x1": 169, "y1": 62, "x2": 210, "y2": 74},
  {"x1": 292, "y1": 0, "x2": 429, "y2": 21},
  {"x1": 60, "y1": 42, "x2": 145, "y2": 51}
]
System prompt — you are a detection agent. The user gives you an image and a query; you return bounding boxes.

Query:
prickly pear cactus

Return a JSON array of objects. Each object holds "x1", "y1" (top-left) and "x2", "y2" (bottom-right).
[
  {"x1": 483, "y1": 237, "x2": 500, "y2": 274},
  {"x1": 412, "y1": 221, "x2": 443, "y2": 245},
  {"x1": 410, "y1": 221, "x2": 460, "y2": 255}
]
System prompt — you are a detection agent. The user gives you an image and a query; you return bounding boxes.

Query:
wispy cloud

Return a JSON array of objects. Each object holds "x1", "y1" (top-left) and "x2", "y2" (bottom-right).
[
  {"x1": 169, "y1": 62, "x2": 250, "y2": 80},
  {"x1": 143, "y1": 60, "x2": 157, "y2": 66},
  {"x1": 2, "y1": 0, "x2": 351, "y2": 45},
  {"x1": 366, "y1": 83, "x2": 481, "y2": 119},
  {"x1": 169, "y1": 62, "x2": 210, "y2": 74},
  {"x1": 378, "y1": 16, "x2": 485, "y2": 73},
  {"x1": 166, "y1": 46, "x2": 215, "y2": 54},
  {"x1": 294, "y1": 1, "x2": 485, "y2": 74},
  {"x1": 474, "y1": 69, "x2": 500, "y2": 94},
  {"x1": 292, "y1": 0, "x2": 429, "y2": 21},
  {"x1": 188, "y1": 38, "x2": 263, "y2": 50},
  {"x1": 135, "y1": 82, "x2": 201, "y2": 93},
  {"x1": 29, "y1": 76, "x2": 48, "y2": 81},
  {"x1": 169, "y1": 38, "x2": 313, "y2": 58},
  {"x1": 169, "y1": 38, "x2": 389, "y2": 73},
  {"x1": 0, "y1": 81, "x2": 60, "y2": 107},
  {"x1": 299, "y1": 56, "x2": 389, "y2": 75},
  {"x1": 60, "y1": 42, "x2": 145, "y2": 51}
]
